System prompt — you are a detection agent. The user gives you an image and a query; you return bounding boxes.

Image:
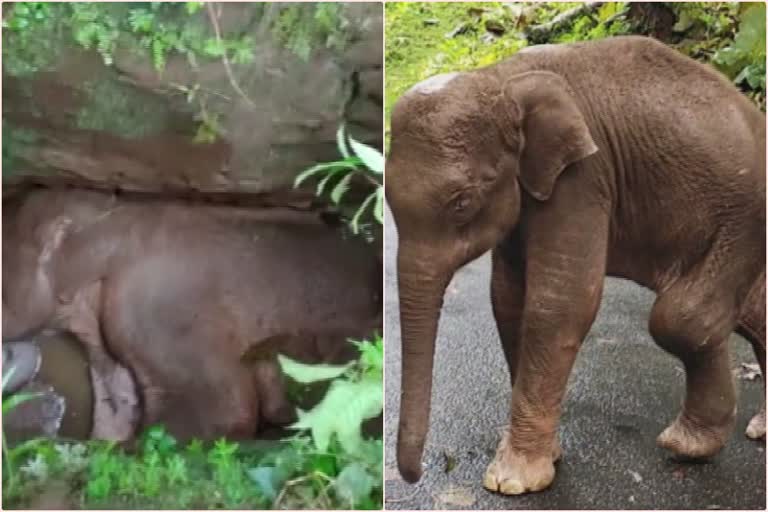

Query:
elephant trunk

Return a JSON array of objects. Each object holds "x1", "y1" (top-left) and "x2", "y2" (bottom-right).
[{"x1": 396, "y1": 250, "x2": 450, "y2": 483}]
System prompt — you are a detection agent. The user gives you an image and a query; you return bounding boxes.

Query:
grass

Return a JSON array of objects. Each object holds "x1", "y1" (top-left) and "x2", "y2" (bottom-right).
[
  {"x1": 2, "y1": 337, "x2": 383, "y2": 509},
  {"x1": 2, "y1": 367, "x2": 45, "y2": 501},
  {"x1": 3, "y1": 430, "x2": 381, "y2": 509}
]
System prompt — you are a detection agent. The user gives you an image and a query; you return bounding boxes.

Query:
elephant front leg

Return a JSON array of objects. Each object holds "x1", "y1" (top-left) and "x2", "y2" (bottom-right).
[
  {"x1": 491, "y1": 245, "x2": 525, "y2": 389},
  {"x1": 491, "y1": 246, "x2": 561, "y2": 462},
  {"x1": 484, "y1": 210, "x2": 607, "y2": 495},
  {"x1": 62, "y1": 281, "x2": 138, "y2": 440}
]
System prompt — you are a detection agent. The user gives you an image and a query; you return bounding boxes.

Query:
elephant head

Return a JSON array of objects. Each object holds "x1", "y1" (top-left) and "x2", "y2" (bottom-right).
[
  {"x1": 2, "y1": 202, "x2": 72, "y2": 341},
  {"x1": 386, "y1": 69, "x2": 598, "y2": 482},
  {"x1": 3, "y1": 189, "x2": 121, "y2": 341}
]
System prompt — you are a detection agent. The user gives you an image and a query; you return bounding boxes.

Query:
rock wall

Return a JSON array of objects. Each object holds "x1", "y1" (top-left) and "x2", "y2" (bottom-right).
[{"x1": 2, "y1": 3, "x2": 383, "y2": 197}]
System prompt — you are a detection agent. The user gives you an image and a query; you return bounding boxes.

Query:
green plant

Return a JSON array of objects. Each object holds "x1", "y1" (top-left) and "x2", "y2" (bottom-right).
[
  {"x1": 2, "y1": 367, "x2": 44, "y2": 498},
  {"x1": 552, "y1": 3, "x2": 633, "y2": 43},
  {"x1": 1, "y1": 3, "x2": 60, "y2": 76},
  {"x1": 294, "y1": 125, "x2": 384, "y2": 236},
  {"x1": 2, "y1": 2, "x2": 252, "y2": 74},
  {"x1": 273, "y1": 3, "x2": 348, "y2": 61},
  {"x1": 3, "y1": 339, "x2": 383, "y2": 509},
  {"x1": 253, "y1": 337, "x2": 384, "y2": 509},
  {"x1": 279, "y1": 336, "x2": 383, "y2": 455},
  {"x1": 70, "y1": 3, "x2": 121, "y2": 66},
  {"x1": 714, "y1": 3, "x2": 766, "y2": 94}
]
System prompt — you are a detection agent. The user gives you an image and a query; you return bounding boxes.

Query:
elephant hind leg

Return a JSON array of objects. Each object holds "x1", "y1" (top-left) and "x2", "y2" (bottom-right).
[
  {"x1": 140, "y1": 372, "x2": 261, "y2": 441},
  {"x1": 736, "y1": 270, "x2": 766, "y2": 440},
  {"x1": 253, "y1": 359, "x2": 296, "y2": 428},
  {"x1": 90, "y1": 363, "x2": 139, "y2": 440},
  {"x1": 648, "y1": 253, "x2": 752, "y2": 458}
]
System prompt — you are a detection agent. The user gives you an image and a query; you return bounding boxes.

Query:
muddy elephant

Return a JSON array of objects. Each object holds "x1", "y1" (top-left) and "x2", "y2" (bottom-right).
[
  {"x1": 3, "y1": 187, "x2": 382, "y2": 441},
  {"x1": 386, "y1": 36, "x2": 765, "y2": 495}
]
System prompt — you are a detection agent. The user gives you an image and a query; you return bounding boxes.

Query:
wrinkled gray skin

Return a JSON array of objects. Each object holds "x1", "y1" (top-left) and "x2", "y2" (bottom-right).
[
  {"x1": 3, "y1": 188, "x2": 382, "y2": 441},
  {"x1": 386, "y1": 36, "x2": 766, "y2": 495}
]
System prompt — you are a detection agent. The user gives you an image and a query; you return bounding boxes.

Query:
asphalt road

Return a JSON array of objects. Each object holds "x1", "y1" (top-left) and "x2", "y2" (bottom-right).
[{"x1": 383, "y1": 206, "x2": 766, "y2": 510}]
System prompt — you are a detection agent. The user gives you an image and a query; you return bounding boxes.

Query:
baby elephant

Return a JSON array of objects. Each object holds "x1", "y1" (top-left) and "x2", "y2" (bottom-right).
[
  {"x1": 387, "y1": 36, "x2": 765, "y2": 494},
  {"x1": 3, "y1": 188, "x2": 382, "y2": 441}
]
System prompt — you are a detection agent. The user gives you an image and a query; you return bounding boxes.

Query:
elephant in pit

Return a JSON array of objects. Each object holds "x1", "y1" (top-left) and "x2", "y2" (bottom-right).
[
  {"x1": 3, "y1": 188, "x2": 382, "y2": 441},
  {"x1": 386, "y1": 36, "x2": 765, "y2": 495}
]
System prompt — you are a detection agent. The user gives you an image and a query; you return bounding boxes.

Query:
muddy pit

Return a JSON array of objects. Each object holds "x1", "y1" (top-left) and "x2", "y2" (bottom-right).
[
  {"x1": 2, "y1": 187, "x2": 383, "y2": 443},
  {"x1": 3, "y1": 1, "x2": 383, "y2": 447}
]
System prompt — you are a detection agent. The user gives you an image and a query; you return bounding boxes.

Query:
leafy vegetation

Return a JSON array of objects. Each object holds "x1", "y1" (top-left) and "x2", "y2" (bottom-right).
[
  {"x1": 2, "y1": 338, "x2": 383, "y2": 509},
  {"x1": 386, "y1": 1, "x2": 766, "y2": 135},
  {"x1": 274, "y1": 3, "x2": 349, "y2": 61},
  {"x1": 2, "y1": 2, "x2": 349, "y2": 74},
  {"x1": 712, "y1": 3, "x2": 766, "y2": 105},
  {"x1": 547, "y1": 3, "x2": 633, "y2": 43},
  {"x1": 2, "y1": 367, "x2": 44, "y2": 500},
  {"x1": 2, "y1": 2, "x2": 353, "y2": 144},
  {"x1": 295, "y1": 126, "x2": 384, "y2": 238},
  {"x1": 282, "y1": 337, "x2": 383, "y2": 456}
]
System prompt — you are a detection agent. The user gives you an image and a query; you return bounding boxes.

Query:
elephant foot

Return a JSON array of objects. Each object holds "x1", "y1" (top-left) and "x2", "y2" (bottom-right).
[
  {"x1": 746, "y1": 406, "x2": 766, "y2": 440},
  {"x1": 657, "y1": 410, "x2": 735, "y2": 458},
  {"x1": 91, "y1": 392, "x2": 137, "y2": 441},
  {"x1": 263, "y1": 399, "x2": 296, "y2": 427},
  {"x1": 91, "y1": 414, "x2": 134, "y2": 441},
  {"x1": 483, "y1": 432, "x2": 556, "y2": 495},
  {"x1": 90, "y1": 366, "x2": 139, "y2": 441}
]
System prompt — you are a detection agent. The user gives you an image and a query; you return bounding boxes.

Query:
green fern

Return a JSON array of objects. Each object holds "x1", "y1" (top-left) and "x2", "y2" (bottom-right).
[
  {"x1": 294, "y1": 125, "x2": 383, "y2": 237},
  {"x1": 279, "y1": 337, "x2": 383, "y2": 456}
]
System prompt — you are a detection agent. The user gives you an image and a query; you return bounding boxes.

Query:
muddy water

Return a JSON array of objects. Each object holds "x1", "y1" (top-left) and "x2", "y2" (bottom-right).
[
  {"x1": 4, "y1": 333, "x2": 93, "y2": 441},
  {"x1": 38, "y1": 333, "x2": 93, "y2": 438}
]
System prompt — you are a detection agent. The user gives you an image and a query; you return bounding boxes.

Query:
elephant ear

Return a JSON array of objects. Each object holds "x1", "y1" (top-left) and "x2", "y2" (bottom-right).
[{"x1": 498, "y1": 71, "x2": 598, "y2": 201}]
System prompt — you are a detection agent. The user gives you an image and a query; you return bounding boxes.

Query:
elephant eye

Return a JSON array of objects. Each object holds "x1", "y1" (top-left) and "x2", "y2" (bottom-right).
[
  {"x1": 447, "y1": 191, "x2": 476, "y2": 224},
  {"x1": 453, "y1": 196, "x2": 470, "y2": 213}
]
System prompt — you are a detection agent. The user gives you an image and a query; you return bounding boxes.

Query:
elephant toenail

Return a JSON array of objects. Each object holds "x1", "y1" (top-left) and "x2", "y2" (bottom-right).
[
  {"x1": 483, "y1": 473, "x2": 499, "y2": 492},
  {"x1": 500, "y1": 479, "x2": 525, "y2": 495}
]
